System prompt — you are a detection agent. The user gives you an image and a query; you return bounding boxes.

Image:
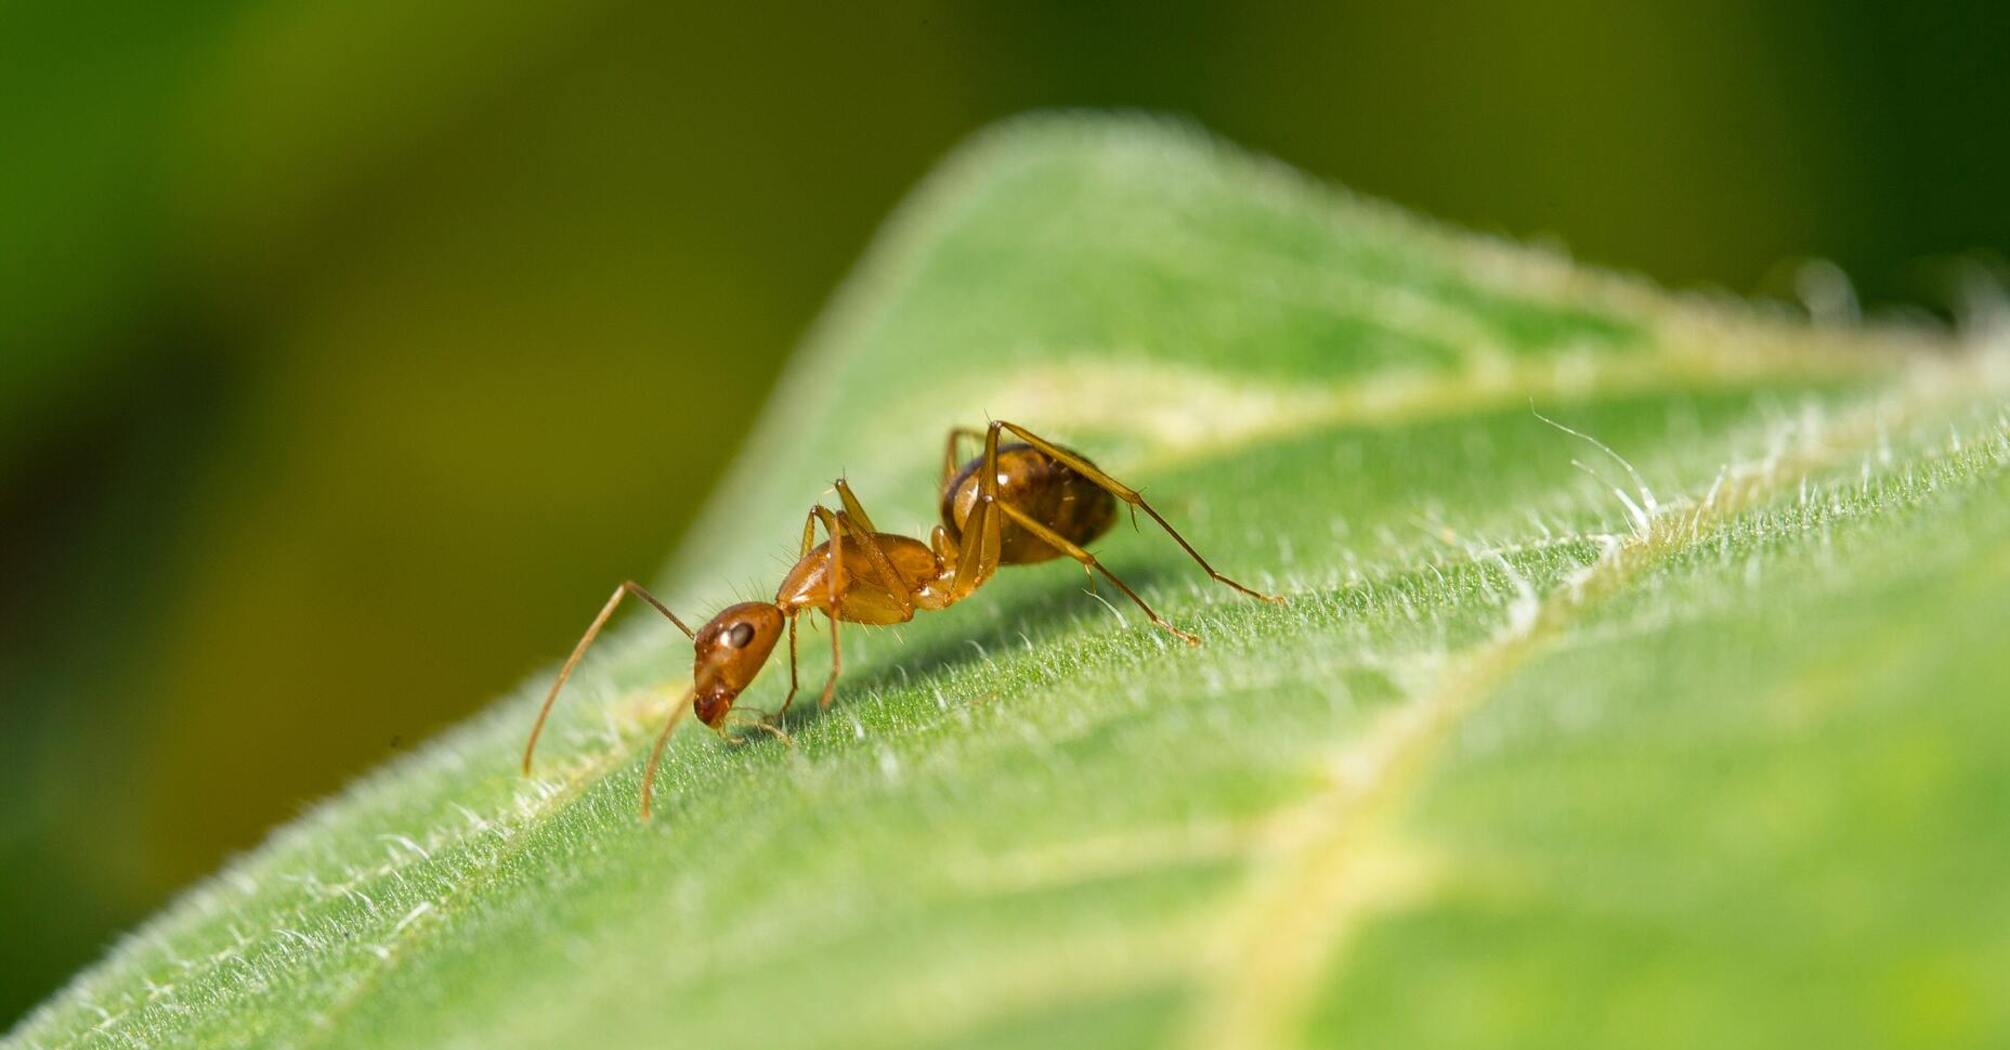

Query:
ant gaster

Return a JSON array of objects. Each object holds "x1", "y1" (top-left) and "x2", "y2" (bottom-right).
[{"x1": 522, "y1": 420, "x2": 1283, "y2": 818}]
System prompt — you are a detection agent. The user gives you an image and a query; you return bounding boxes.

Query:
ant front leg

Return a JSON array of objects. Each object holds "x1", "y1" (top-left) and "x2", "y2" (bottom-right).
[
  {"x1": 745, "y1": 614, "x2": 803, "y2": 728},
  {"x1": 763, "y1": 505, "x2": 830, "y2": 726},
  {"x1": 780, "y1": 615, "x2": 800, "y2": 715},
  {"x1": 993, "y1": 420, "x2": 1286, "y2": 604},
  {"x1": 724, "y1": 710, "x2": 795, "y2": 748},
  {"x1": 760, "y1": 511, "x2": 825, "y2": 725}
]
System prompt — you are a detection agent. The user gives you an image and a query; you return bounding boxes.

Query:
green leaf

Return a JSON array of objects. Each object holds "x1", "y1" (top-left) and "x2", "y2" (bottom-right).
[{"x1": 13, "y1": 114, "x2": 2010, "y2": 1050}]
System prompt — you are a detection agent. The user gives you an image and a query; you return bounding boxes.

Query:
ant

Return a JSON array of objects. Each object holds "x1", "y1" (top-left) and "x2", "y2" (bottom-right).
[{"x1": 521, "y1": 420, "x2": 1283, "y2": 818}]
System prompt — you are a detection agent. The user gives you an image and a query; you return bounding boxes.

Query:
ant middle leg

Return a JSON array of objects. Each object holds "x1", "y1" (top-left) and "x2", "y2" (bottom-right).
[
  {"x1": 813, "y1": 506, "x2": 846, "y2": 707},
  {"x1": 994, "y1": 502, "x2": 1201, "y2": 646},
  {"x1": 990, "y1": 420, "x2": 1285, "y2": 604},
  {"x1": 940, "y1": 423, "x2": 1007, "y2": 602}
]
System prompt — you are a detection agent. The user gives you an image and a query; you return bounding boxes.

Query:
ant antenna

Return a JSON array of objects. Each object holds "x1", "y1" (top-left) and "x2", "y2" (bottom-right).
[
  {"x1": 640, "y1": 684, "x2": 697, "y2": 820},
  {"x1": 523, "y1": 581, "x2": 693, "y2": 775}
]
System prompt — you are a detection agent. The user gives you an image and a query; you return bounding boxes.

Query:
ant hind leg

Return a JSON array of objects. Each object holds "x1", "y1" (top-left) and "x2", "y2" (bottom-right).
[
  {"x1": 995, "y1": 501, "x2": 1200, "y2": 646},
  {"x1": 993, "y1": 420, "x2": 1285, "y2": 604}
]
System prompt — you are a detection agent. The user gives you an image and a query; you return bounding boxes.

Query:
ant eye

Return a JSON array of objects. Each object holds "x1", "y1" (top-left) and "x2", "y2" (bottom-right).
[{"x1": 727, "y1": 622, "x2": 756, "y2": 648}]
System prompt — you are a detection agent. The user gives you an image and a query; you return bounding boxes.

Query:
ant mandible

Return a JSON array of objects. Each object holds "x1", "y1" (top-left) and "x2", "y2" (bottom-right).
[{"x1": 521, "y1": 420, "x2": 1284, "y2": 818}]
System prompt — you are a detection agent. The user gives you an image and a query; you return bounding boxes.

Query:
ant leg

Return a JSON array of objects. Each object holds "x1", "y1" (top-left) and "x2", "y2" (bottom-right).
[
  {"x1": 995, "y1": 502, "x2": 1201, "y2": 646},
  {"x1": 745, "y1": 613, "x2": 804, "y2": 726},
  {"x1": 834, "y1": 478, "x2": 877, "y2": 533},
  {"x1": 821, "y1": 612, "x2": 843, "y2": 707},
  {"x1": 928, "y1": 523, "x2": 957, "y2": 562},
  {"x1": 638, "y1": 683, "x2": 697, "y2": 821},
  {"x1": 912, "y1": 524, "x2": 961, "y2": 612},
  {"x1": 830, "y1": 480, "x2": 921, "y2": 603},
  {"x1": 725, "y1": 711, "x2": 795, "y2": 748},
  {"x1": 524, "y1": 581, "x2": 696, "y2": 775},
  {"x1": 771, "y1": 614, "x2": 801, "y2": 720},
  {"x1": 800, "y1": 506, "x2": 819, "y2": 555},
  {"x1": 757, "y1": 508, "x2": 827, "y2": 724},
  {"x1": 994, "y1": 420, "x2": 1285, "y2": 604},
  {"x1": 944, "y1": 424, "x2": 1006, "y2": 601},
  {"x1": 942, "y1": 426, "x2": 986, "y2": 488},
  {"x1": 832, "y1": 509, "x2": 919, "y2": 618},
  {"x1": 813, "y1": 506, "x2": 847, "y2": 707}
]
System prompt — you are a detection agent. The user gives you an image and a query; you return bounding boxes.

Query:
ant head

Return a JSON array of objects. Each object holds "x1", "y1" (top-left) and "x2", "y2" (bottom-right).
[{"x1": 690, "y1": 601, "x2": 784, "y2": 728}]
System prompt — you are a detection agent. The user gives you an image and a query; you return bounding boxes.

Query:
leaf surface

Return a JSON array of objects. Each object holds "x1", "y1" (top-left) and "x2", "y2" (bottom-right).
[{"x1": 13, "y1": 116, "x2": 2010, "y2": 1050}]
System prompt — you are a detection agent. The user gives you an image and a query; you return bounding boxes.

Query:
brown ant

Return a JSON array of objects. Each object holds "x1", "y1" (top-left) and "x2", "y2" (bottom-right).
[{"x1": 521, "y1": 420, "x2": 1283, "y2": 818}]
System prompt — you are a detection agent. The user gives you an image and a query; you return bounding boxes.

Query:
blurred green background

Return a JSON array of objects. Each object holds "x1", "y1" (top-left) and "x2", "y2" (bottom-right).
[{"x1": 3, "y1": 0, "x2": 2007, "y2": 1026}]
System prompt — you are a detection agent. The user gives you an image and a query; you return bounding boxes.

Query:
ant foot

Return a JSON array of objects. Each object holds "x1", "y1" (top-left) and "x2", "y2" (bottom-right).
[
  {"x1": 748, "y1": 720, "x2": 795, "y2": 749},
  {"x1": 724, "y1": 715, "x2": 794, "y2": 749},
  {"x1": 1219, "y1": 575, "x2": 1288, "y2": 605},
  {"x1": 755, "y1": 710, "x2": 799, "y2": 742}
]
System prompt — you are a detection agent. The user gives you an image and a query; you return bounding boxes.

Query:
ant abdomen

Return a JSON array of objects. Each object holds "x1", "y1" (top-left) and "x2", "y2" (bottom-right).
[{"x1": 940, "y1": 442, "x2": 1118, "y2": 565}]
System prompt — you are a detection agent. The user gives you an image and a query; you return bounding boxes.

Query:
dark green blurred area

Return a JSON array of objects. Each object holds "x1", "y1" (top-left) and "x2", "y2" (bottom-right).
[{"x1": 2, "y1": 0, "x2": 2006, "y2": 1025}]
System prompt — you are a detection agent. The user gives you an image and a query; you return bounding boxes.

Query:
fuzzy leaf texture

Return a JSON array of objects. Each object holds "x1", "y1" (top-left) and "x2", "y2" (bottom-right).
[{"x1": 12, "y1": 116, "x2": 2010, "y2": 1050}]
